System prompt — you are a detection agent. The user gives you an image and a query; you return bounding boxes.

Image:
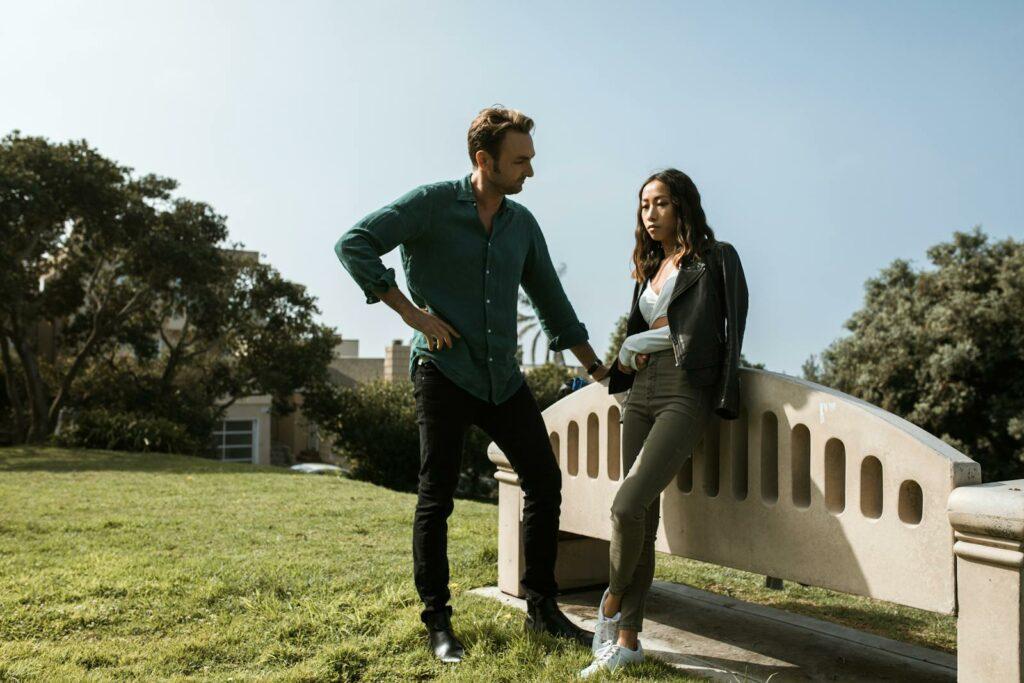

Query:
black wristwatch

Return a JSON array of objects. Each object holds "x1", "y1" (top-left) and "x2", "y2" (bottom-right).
[{"x1": 587, "y1": 359, "x2": 604, "y2": 376}]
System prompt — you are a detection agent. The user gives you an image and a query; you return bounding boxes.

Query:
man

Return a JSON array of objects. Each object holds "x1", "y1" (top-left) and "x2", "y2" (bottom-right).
[{"x1": 335, "y1": 106, "x2": 610, "y2": 663}]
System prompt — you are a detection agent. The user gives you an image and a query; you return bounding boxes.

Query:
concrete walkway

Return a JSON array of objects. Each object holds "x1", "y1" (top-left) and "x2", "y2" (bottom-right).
[{"x1": 470, "y1": 581, "x2": 956, "y2": 682}]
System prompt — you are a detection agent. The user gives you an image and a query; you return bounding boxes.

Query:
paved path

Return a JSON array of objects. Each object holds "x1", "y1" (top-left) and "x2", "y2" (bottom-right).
[{"x1": 471, "y1": 581, "x2": 956, "y2": 682}]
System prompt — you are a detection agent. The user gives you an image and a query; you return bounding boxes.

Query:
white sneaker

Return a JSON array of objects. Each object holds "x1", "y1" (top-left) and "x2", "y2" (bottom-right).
[
  {"x1": 592, "y1": 588, "x2": 620, "y2": 654},
  {"x1": 580, "y1": 641, "x2": 645, "y2": 678}
]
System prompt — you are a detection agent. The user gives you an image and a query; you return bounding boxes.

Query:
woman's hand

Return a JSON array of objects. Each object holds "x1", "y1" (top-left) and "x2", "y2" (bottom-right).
[
  {"x1": 617, "y1": 358, "x2": 634, "y2": 375},
  {"x1": 634, "y1": 353, "x2": 650, "y2": 371}
]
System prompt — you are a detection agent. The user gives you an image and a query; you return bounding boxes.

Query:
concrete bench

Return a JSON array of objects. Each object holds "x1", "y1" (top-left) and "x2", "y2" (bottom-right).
[{"x1": 487, "y1": 369, "x2": 1023, "y2": 682}]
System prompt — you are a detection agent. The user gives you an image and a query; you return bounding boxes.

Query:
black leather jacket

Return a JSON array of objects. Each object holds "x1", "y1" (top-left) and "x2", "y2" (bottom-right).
[{"x1": 607, "y1": 241, "x2": 749, "y2": 420}]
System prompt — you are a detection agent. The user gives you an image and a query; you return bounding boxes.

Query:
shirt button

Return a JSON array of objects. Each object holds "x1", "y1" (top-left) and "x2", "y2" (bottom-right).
[
  {"x1": 488, "y1": 328, "x2": 492, "y2": 333},
  {"x1": 489, "y1": 357, "x2": 493, "y2": 361},
  {"x1": 486, "y1": 299, "x2": 491, "y2": 303}
]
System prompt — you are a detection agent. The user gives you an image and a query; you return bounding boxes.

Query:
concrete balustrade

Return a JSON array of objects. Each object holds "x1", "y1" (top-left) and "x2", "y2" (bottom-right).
[
  {"x1": 948, "y1": 480, "x2": 1024, "y2": 681},
  {"x1": 487, "y1": 368, "x2": 1023, "y2": 681}
]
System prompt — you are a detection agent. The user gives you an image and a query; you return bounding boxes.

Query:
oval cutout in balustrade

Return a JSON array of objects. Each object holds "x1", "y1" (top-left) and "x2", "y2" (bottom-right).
[
  {"x1": 549, "y1": 432, "x2": 560, "y2": 466},
  {"x1": 732, "y1": 408, "x2": 748, "y2": 501},
  {"x1": 792, "y1": 424, "x2": 811, "y2": 509},
  {"x1": 586, "y1": 413, "x2": 600, "y2": 479},
  {"x1": 677, "y1": 454, "x2": 693, "y2": 493},
  {"x1": 825, "y1": 438, "x2": 846, "y2": 513},
  {"x1": 861, "y1": 456, "x2": 883, "y2": 519},
  {"x1": 899, "y1": 479, "x2": 924, "y2": 525},
  {"x1": 567, "y1": 421, "x2": 579, "y2": 476},
  {"x1": 704, "y1": 421, "x2": 721, "y2": 497},
  {"x1": 761, "y1": 412, "x2": 779, "y2": 504},
  {"x1": 607, "y1": 406, "x2": 621, "y2": 481}
]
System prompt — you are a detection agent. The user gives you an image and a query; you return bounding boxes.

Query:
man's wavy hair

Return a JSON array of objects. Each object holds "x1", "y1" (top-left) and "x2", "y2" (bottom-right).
[
  {"x1": 631, "y1": 168, "x2": 717, "y2": 283},
  {"x1": 467, "y1": 106, "x2": 534, "y2": 167}
]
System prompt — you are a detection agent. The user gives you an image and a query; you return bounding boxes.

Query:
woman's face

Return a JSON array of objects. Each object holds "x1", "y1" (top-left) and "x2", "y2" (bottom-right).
[{"x1": 640, "y1": 180, "x2": 677, "y2": 244}]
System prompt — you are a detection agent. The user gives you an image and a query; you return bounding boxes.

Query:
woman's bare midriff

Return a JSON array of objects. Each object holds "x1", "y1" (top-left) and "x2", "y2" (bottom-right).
[{"x1": 651, "y1": 316, "x2": 669, "y2": 330}]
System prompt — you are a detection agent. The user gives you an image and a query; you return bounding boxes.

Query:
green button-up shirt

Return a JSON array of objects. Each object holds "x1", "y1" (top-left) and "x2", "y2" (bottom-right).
[{"x1": 335, "y1": 174, "x2": 588, "y2": 404}]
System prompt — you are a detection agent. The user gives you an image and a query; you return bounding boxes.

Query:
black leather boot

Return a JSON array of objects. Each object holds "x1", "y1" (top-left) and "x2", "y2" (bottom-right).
[
  {"x1": 524, "y1": 596, "x2": 592, "y2": 647},
  {"x1": 422, "y1": 606, "x2": 465, "y2": 663}
]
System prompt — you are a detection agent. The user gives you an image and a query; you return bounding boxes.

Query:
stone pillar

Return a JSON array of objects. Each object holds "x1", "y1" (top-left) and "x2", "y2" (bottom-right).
[
  {"x1": 383, "y1": 340, "x2": 410, "y2": 383},
  {"x1": 495, "y1": 468, "x2": 526, "y2": 597},
  {"x1": 948, "y1": 480, "x2": 1024, "y2": 682},
  {"x1": 489, "y1": 445, "x2": 610, "y2": 598},
  {"x1": 555, "y1": 533, "x2": 610, "y2": 592}
]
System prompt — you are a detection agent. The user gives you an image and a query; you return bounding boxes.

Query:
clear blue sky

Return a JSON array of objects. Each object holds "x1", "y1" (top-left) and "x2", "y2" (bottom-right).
[{"x1": 2, "y1": 1, "x2": 1021, "y2": 373}]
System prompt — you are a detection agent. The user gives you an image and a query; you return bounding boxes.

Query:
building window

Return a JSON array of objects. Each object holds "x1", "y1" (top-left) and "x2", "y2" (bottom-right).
[{"x1": 211, "y1": 419, "x2": 257, "y2": 462}]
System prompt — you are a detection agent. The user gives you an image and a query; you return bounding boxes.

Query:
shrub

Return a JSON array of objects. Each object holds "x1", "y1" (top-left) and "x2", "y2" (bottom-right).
[
  {"x1": 329, "y1": 381, "x2": 421, "y2": 491},
  {"x1": 311, "y1": 363, "x2": 588, "y2": 496},
  {"x1": 71, "y1": 363, "x2": 219, "y2": 452},
  {"x1": 335, "y1": 380, "x2": 494, "y2": 497},
  {"x1": 54, "y1": 408, "x2": 204, "y2": 454},
  {"x1": 524, "y1": 363, "x2": 580, "y2": 411}
]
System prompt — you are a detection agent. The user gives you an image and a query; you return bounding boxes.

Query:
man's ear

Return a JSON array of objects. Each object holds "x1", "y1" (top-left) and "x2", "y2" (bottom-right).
[{"x1": 475, "y1": 149, "x2": 493, "y2": 173}]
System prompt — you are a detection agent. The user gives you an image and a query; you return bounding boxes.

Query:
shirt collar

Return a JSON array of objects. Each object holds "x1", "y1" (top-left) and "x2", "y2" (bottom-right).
[
  {"x1": 456, "y1": 174, "x2": 475, "y2": 202},
  {"x1": 456, "y1": 173, "x2": 511, "y2": 215}
]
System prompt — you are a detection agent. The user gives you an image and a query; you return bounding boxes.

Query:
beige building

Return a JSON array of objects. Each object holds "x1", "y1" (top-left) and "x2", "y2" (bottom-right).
[{"x1": 328, "y1": 338, "x2": 412, "y2": 386}]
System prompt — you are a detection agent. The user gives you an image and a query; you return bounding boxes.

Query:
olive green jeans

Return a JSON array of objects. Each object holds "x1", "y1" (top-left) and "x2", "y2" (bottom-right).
[{"x1": 609, "y1": 349, "x2": 714, "y2": 632}]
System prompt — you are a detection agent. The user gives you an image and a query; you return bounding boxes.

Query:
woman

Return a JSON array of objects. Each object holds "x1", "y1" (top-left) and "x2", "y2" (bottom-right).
[{"x1": 581, "y1": 169, "x2": 748, "y2": 678}]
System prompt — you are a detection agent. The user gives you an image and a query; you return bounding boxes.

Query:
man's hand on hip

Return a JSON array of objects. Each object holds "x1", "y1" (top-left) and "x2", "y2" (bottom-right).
[
  {"x1": 403, "y1": 307, "x2": 461, "y2": 351},
  {"x1": 376, "y1": 286, "x2": 461, "y2": 351}
]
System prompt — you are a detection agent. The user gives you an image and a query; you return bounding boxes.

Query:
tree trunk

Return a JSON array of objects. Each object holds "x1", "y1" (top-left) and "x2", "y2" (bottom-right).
[
  {"x1": 159, "y1": 314, "x2": 190, "y2": 394},
  {"x1": 48, "y1": 324, "x2": 101, "y2": 428},
  {"x1": 0, "y1": 334, "x2": 28, "y2": 443},
  {"x1": 11, "y1": 334, "x2": 51, "y2": 441}
]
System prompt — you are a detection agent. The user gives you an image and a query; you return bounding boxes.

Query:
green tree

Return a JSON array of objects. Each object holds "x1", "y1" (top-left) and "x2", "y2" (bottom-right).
[
  {"x1": 605, "y1": 314, "x2": 628, "y2": 365},
  {"x1": 1, "y1": 132, "x2": 201, "y2": 439},
  {"x1": 740, "y1": 353, "x2": 765, "y2": 370},
  {"x1": 68, "y1": 257, "x2": 338, "y2": 451},
  {"x1": 0, "y1": 132, "x2": 336, "y2": 444},
  {"x1": 806, "y1": 228, "x2": 1024, "y2": 480}
]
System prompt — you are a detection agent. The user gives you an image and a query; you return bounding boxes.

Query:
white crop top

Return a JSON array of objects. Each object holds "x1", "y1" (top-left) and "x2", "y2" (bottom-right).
[
  {"x1": 617, "y1": 267, "x2": 678, "y2": 370},
  {"x1": 638, "y1": 270, "x2": 677, "y2": 325}
]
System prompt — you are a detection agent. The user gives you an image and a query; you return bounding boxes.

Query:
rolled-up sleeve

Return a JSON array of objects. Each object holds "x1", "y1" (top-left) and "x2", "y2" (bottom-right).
[
  {"x1": 521, "y1": 217, "x2": 588, "y2": 351},
  {"x1": 335, "y1": 188, "x2": 431, "y2": 304}
]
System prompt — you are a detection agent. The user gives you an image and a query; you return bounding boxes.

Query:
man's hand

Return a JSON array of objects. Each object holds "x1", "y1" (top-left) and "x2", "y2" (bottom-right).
[
  {"x1": 617, "y1": 358, "x2": 634, "y2": 375},
  {"x1": 374, "y1": 287, "x2": 461, "y2": 351},
  {"x1": 403, "y1": 307, "x2": 461, "y2": 351}
]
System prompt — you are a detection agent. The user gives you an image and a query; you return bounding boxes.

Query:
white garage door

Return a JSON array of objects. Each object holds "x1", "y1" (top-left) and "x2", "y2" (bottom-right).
[{"x1": 211, "y1": 419, "x2": 257, "y2": 462}]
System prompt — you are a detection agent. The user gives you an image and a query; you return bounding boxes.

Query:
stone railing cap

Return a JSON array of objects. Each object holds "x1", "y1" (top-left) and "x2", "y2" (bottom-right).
[
  {"x1": 487, "y1": 442, "x2": 511, "y2": 469},
  {"x1": 948, "y1": 480, "x2": 1024, "y2": 541}
]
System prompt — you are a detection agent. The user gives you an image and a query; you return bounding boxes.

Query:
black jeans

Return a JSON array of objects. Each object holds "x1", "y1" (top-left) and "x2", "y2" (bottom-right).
[{"x1": 412, "y1": 360, "x2": 562, "y2": 619}]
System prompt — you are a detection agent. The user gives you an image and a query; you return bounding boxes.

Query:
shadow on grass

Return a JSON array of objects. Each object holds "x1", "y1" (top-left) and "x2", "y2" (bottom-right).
[
  {"x1": 0, "y1": 448, "x2": 497, "y2": 507},
  {"x1": 768, "y1": 598, "x2": 954, "y2": 653},
  {"x1": 0, "y1": 447, "x2": 499, "y2": 505},
  {"x1": 0, "y1": 447, "x2": 297, "y2": 476}
]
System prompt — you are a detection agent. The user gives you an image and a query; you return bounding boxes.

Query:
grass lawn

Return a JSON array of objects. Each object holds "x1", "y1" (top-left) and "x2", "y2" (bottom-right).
[{"x1": 0, "y1": 447, "x2": 954, "y2": 681}]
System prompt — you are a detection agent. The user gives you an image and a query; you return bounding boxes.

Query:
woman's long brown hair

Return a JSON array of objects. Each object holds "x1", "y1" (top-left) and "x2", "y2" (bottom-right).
[{"x1": 631, "y1": 169, "x2": 717, "y2": 283}]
